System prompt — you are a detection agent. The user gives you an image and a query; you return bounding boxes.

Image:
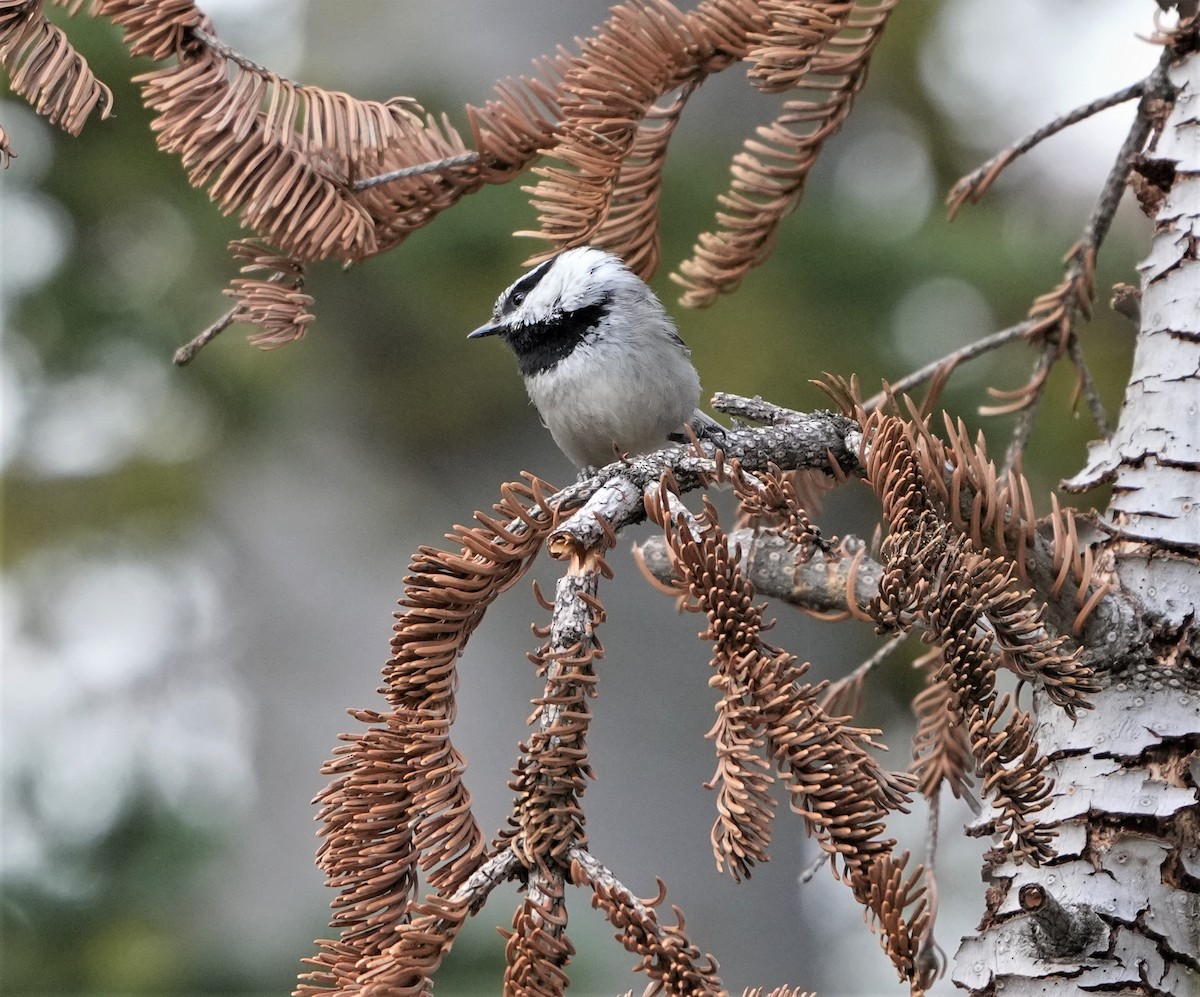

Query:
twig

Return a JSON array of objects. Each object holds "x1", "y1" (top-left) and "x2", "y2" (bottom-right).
[
  {"x1": 925, "y1": 791, "x2": 940, "y2": 865},
  {"x1": 176, "y1": 265, "x2": 300, "y2": 365},
  {"x1": 635, "y1": 522, "x2": 1138, "y2": 672},
  {"x1": 797, "y1": 849, "x2": 828, "y2": 886},
  {"x1": 947, "y1": 81, "x2": 1146, "y2": 218},
  {"x1": 352, "y1": 152, "x2": 483, "y2": 191},
  {"x1": 570, "y1": 843, "x2": 726, "y2": 992},
  {"x1": 191, "y1": 26, "x2": 280, "y2": 78},
  {"x1": 411, "y1": 849, "x2": 520, "y2": 936},
  {"x1": 547, "y1": 411, "x2": 864, "y2": 556},
  {"x1": 1065, "y1": 334, "x2": 1111, "y2": 437},
  {"x1": 173, "y1": 305, "x2": 239, "y2": 365},
  {"x1": 1081, "y1": 48, "x2": 1174, "y2": 252},
  {"x1": 710, "y1": 392, "x2": 804, "y2": 425},
  {"x1": 819, "y1": 633, "x2": 909, "y2": 717},
  {"x1": 862, "y1": 319, "x2": 1040, "y2": 414},
  {"x1": 1000, "y1": 346, "x2": 1054, "y2": 473},
  {"x1": 513, "y1": 558, "x2": 602, "y2": 871},
  {"x1": 913, "y1": 794, "x2": 947, "y2": 986},
  {"x1": 637, "y1": 530, "x2": 881, "y2": 616},
  {"x1": 945, "y1": 47, "x2": 1175, "y2": 469},
  {"x1": 996, "y1": 48, "x2": 1176, "y2": 469}
]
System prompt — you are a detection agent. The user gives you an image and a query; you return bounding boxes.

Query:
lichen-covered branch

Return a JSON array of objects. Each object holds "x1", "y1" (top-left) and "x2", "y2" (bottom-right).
[{"x1": 547, "y1": 404, "x2": 862, "y2": 559}]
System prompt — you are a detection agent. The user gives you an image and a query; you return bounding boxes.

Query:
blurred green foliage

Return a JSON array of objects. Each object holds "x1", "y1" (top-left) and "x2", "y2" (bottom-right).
[
  {"x1": 1, "y1": 2, "x2": 1145, "y2": 992},
  {"x1": 3, "y1": 794, "x2": 218, "y2": 993}
]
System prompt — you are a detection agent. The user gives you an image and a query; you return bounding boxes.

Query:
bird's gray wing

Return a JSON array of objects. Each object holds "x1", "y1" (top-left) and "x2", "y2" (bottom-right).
[
  {"x1": 660, "y1": 325, "x2": 692, "y2": 356},
  {"x1": 668, "y1": 408, "x2": 725, "y2": 444}
]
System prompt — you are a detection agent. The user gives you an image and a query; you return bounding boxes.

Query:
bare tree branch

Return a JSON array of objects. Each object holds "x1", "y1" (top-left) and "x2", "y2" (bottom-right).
[
  {"x1": 947, "y1": 81, "x2": 1147, "y2": 218},
  {"x1": 863, "y1": 319, "x2": 1041, "y2": 414}
]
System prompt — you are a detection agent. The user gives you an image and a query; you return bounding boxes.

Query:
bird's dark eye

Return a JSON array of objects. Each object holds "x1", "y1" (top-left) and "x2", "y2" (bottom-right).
[{"x1": 511, "y1": 291, "x2": 526, "y2": 306}]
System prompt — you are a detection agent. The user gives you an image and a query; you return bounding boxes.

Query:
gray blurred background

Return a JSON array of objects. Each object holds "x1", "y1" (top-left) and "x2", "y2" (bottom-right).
[{"x1": 1, "y1": 2, "x2": 1153, "y2": 993}]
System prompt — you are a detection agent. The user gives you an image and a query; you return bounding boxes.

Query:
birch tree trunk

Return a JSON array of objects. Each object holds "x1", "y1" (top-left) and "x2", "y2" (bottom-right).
[{"x1": 953, "y1": 50, "x2": 1200, "y2": 997}]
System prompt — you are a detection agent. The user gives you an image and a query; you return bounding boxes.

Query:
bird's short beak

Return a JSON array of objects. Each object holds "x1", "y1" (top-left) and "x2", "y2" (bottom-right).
[{"x1": 467, "y1": 322, "x2": 502, "y2": 340}]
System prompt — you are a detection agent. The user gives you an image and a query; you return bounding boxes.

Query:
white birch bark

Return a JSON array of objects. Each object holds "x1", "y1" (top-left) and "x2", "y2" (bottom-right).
[{"x1": 953, "y1": 50, "x2": 1200, "y2": 997}]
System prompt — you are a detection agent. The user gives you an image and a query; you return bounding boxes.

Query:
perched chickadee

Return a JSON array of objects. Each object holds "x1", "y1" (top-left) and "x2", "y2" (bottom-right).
[{"x1": 468, "y1": 246, "x2": 723, "y2": 470}]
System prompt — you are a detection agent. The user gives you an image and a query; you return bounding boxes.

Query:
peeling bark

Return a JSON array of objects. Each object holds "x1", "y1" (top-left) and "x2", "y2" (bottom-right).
[
  {"x1": 956, "y1": 42, "x2": 1200, "y2": 997},
  {"x1": 1066, "y1": 56, "x2": 1200, "y2": 557}
]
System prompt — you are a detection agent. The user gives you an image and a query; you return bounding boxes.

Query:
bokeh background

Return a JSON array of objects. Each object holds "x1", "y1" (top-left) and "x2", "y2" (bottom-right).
[{"x1": 1, "y1": 2, "x2": 1155, "y2": 994}]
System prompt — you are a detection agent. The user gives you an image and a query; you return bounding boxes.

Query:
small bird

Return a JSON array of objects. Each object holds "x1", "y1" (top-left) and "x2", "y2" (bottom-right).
[{"x1": 468, "y1": 246, "x2": 722, "y2": 470}]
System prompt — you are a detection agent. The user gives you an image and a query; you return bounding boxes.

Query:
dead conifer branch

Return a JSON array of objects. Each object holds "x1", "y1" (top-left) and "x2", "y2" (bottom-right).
[
  {"x1": 505, "y1": 557, "x2": 606, "y2": 874},
  {"x1": 0, "y1": 0, "x2": 113, "y2": 135},
  {"x1": 297, "y1": 400, "x2": 1127, "y2": 991},
  {"x1": 745, "y1": 1, "x2": 854, "y2": 94},
  {"x1": 93, "y1": 0, "x2": 205, "y2": 61},
  {"x1": 465, "y1": 53, "x2": 570, "y2": 182},
  {"x1": 502, "y1": 881, "x2": 575, "y2": 997},
  {"x1": 859, "y1": 852, "x2": 930, "y2": 988},
  {"x1": 857, "y1": 410, "x2": 1095, "y2": 863},
  {"x1": 730, "y1": 462, "x2": 830, "y2": 549},
  {"x1": 638, "y1": 529, "x2": 882, "y2": 620},
  {"x1": 92, "y1": 0, "x2": 504, "y2": 305},
  {"x1": 588, "y1": 78, "x2": 703, "y2": 280},
  {"x1": 570, "y1": 847, "x2": 728, "y2": 997},
  {"x1": 494, "y1": 547, "x2": 609, "y2": 997},
  {"x1": 674, "y1": 0, "x2": 899, "y2": 306},
  {"x1": 706, "y1": 697, "x2": 777, "y2": 881},
  {"x1": 221, "y1": 240, "x2": 314, "y2": 350},
  {"x1": 521, "y1": 0, "x2": 753, "y2": 263},
  {"x1": 976, "y1": 51, "x2": 1176, "y2": 466},
  {"x1": 5, "y1": 0, "x2": 919, "y2": 354},
  {"x1": 935, "y1": 47, "x2": 1181, "y2": 473},
  {"x1": 830, "y1": 378, "x2": 1137, "y2": 659},
  {"x1": 630, "y1": 389, "x2": 1133, "y2": 668},
  {"x1": 545, "y1": 408, "x2": 863, "y2": 553},
  {"x1": 908, "y1": 652, "x2": 975, "y2": 805},
  {"x1": 300, "y1": 475, "x2": 560, "y2": 994},
  {"x1": 645, "y1": 479, "x2": 928, "y2": 983},
  {"x1": 132, "y1": 43, "x2": 379, "y2": 261}
]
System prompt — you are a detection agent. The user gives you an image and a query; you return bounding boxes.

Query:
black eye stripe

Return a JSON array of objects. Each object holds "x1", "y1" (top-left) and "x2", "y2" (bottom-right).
[{"x1": 502, "y1": 256, "x2": 557, "y2": 312}]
